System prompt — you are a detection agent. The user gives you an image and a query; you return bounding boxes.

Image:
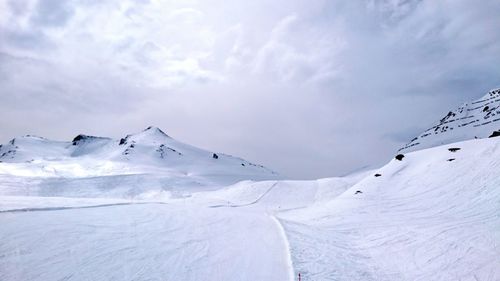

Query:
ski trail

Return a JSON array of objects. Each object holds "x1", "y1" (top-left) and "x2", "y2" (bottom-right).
[
  {"x1": 209, "y1": 181, "x2": 279, "y2": 208},
  {"x1": 270, "y1": 215, "x2": 295, "y2": 281},
  {"x1": 0, "y1": 201, "x2": 168, "y2": 213}
]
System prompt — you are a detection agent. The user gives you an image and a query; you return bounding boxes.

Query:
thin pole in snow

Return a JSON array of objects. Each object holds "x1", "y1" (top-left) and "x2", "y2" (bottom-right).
[{"x1": 298, "y1": 272, "x2": 301, "y2": 281}]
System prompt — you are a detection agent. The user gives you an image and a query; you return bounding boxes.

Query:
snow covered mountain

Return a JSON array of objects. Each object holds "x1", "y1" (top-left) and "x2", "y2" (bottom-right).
[
  {"x1": 2, "y1": 97, "x2": 500, "y2": 280},
  {"x1": 0, "y1": 126, "x2": 278, "y2": 187},
  {"x1": 399, "y1": 88, "x2": 500, "y2": 153}
]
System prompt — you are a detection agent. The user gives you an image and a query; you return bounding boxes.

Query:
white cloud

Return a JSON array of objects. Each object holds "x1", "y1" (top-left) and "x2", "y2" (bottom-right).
[{"x1": 253, "y1": 14, "x2": 346, "y2": 83}]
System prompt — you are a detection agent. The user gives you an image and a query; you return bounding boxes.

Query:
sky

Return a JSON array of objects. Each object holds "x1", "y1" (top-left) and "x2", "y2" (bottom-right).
[{"x1": 1, "y1": 0, "x2": 500, "y2": 179}]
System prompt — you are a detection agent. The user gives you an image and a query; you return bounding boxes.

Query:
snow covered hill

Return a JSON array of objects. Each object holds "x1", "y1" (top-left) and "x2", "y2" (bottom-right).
[
  {"x1": 399, "y1": 88, "x2": 500, "y2": 153},
  {"x1": 280, "y1": 137, "x2": 500, "y2": 280},
  {"x1": 0, "y1": 126, "x2": 279, "y2": 189}
]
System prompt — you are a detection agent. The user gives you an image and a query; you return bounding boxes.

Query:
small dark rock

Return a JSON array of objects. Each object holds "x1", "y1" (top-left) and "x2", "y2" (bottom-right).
[
  {"x1": 212, "y1": 153, "x2": 219, "y2": 159},
  {"x1": 374, "y1": 173, "x2": 382, "y2": 177},
  {"x1": 72, "y1": 134, "x2": 86, "y2": 142},
  {"x1": 489, "y1": 130, "x2": 500, "y2": 138},
  {"x1": 483, "y1": 106, "x2": 490, "y2": 112},
  {"x1": 241, "y1": 163, "x2": 245, "y2": 166},
  {"x1": 119, "y1": 138, "x2": 127, "y2": 145},
  {"x1": 448, "y1": 147, "x2": 461, "y2": 152},
  {"x1": 72, "y1": 134, "x2": 94, "y2": 145},
  {"x1": 355, "y1": 190, "x2": 363, "y2": 194},
  {"x1": 167, "y1": 147, "x2": 182, "y2": 155},
  {"x1": 447, "y1": 158, "x2": 455, "y2": 162},
  {"x1": 157, "y1": 144, "x2": 166, "y2": 158},
  {"x1": 395, "y1": 154, "x2": 404, "y2": 161}
]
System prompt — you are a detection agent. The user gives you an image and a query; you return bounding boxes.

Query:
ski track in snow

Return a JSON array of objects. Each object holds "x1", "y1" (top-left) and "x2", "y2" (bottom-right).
[
  {"x1": 270, "y1": 215, "x2": 295, "y2": 281},
  {"x1": 0, "y1": 201, "x2": 169, "y2": 213},
  {"x1": 208, "y1": 181, "x2": 279, "y2": 208}
]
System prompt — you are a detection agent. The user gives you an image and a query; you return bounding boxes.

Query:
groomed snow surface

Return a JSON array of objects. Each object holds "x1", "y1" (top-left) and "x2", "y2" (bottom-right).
[{"x1": 1, "y1": 133, "x2": 500, "y2": 280}]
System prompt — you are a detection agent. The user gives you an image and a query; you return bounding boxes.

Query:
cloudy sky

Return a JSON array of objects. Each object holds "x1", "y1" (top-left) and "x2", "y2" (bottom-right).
[{"x1": 1, "y1": 0, "x2": 499, "y2": 179}]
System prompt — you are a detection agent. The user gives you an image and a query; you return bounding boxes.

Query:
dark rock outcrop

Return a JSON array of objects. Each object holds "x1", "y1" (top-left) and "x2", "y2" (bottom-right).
[{"x1": 489, "y1": 130, "x2": 500, "y2": 138}]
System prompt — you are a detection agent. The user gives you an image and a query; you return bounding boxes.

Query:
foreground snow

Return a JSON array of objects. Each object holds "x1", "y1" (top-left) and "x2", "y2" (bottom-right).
[
  {"x1": 0, "y1": 172, "x2": 362, "y2": 280},
  {"x1": 1, "y1": 137, "x2": 500, "y2": 280},
  {"x1": 1, "y1": 201, "x2": 295, "y2": 281}
]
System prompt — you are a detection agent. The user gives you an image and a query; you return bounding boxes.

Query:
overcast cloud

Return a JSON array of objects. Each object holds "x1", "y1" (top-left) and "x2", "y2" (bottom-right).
[{"x1": 1, "y1": 0, "x2": 500, "y2": 179}]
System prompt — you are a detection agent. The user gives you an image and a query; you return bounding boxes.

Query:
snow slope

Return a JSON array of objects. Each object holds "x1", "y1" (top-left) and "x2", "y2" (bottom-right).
[
  {"x1": 399, "y1": 88, "x2": 500, "y2": 153},
  {"x1": 280, "y1": 137, "x2": 500, "y2": 280},
  {"x1": 0, "y1": 174, "x2": 362, "y2": 281},
  {"x1": 0, "y1": 202, "x2": 293, "y2": 281}
]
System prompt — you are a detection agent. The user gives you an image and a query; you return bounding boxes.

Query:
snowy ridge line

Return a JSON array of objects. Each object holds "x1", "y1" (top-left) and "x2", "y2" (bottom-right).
[
  {"x1": 0, "y1": 201, "x2": 169, "y2": 213},
  {"x1": 399, "y1": 88, "x2": 500, "y2": 153}
]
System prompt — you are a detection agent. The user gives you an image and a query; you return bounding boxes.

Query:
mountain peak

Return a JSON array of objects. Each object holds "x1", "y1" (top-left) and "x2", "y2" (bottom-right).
[
  {"x1": 143, "y1": 126, "x2": 170, "y2": 137},
  {"x1": 72, "y1": 134, "x2": 110, "y2": 146}
]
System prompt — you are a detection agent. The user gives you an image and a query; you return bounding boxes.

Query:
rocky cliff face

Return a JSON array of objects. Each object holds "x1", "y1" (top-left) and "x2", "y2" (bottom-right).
[{"x1": 399, "y1": 88, "x2": 500, "y2": 153}]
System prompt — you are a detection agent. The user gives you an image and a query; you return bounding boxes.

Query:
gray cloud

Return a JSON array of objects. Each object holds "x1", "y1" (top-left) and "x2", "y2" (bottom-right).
[
  {"x1": 30, "y1": 0, "x2": 75, "y2": 27},
  {"x1": 0, "y1": 0, "x2": 499, "y2": 179}
]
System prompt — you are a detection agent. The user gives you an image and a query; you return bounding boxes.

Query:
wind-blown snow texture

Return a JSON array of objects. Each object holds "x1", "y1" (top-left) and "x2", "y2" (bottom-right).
[{"x1": 2, "y1": 91, "x2": 500, "y2": 281}]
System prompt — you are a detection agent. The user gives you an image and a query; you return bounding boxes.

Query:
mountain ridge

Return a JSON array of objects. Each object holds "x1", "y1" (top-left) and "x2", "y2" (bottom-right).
[
  {"x1": 0, "y1": 126, "x2": 278, "y2": 184},
  {"x1": 399, "y1": 88, "x2": 500, "y2": 153}
]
